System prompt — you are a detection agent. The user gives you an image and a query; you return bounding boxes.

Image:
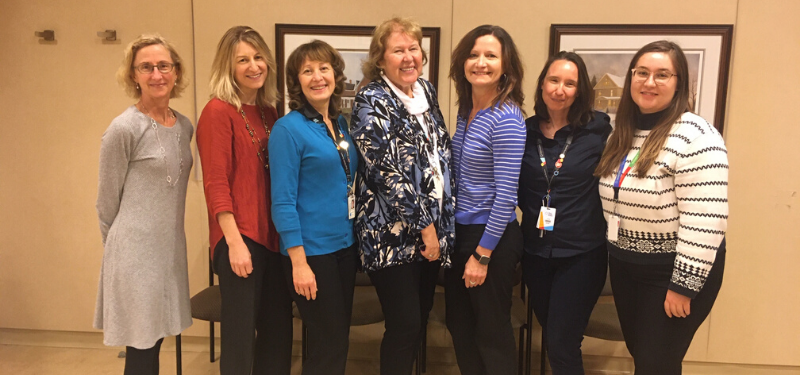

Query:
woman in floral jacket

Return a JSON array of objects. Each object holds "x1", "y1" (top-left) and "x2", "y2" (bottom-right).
[{"x1": 350, "y1": 17, "x2": 455, "y2": 375}]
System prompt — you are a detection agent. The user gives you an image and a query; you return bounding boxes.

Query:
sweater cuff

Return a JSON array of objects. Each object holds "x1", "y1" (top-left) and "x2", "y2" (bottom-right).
[
  {"x1": 668, "y1": 282, "x2": 698, "y2": 299},
  {"x1": 279, "y1": 228, "x2": 304, "y2": 250},
  {"x1": 478, "y1": 233, "x2": 501, "y2": 251}
]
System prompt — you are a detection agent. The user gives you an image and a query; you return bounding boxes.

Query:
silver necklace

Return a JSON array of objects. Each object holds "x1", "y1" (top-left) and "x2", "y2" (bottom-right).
[{"x1": 139, "y1": 103, "x2": 182, "y2": 186}]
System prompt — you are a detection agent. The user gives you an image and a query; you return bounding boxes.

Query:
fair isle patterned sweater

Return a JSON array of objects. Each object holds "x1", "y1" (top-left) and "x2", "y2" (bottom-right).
[{"x1": 599, "y1": 112, "x2": 728, "y2": 298}]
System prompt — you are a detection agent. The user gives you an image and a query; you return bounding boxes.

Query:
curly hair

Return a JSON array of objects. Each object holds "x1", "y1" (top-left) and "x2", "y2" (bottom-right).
[
  {"x1": 362, "y1": 17, "x2": 427, "y2": 83},
  {"x1": 285, "y1": 40, "x2": 346, "y2": 118},
  {"x1": 116, "y1": 34, "x2": 187, "y2": 99},
  {"x1": 208, "y1": 26, "x2": 279, "y2": 109}
]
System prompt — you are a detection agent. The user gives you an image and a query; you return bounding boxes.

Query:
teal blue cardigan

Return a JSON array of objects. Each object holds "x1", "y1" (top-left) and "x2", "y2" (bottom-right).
[{"x1": 268, "y1": 107, "x2": 358, "y2": 256}]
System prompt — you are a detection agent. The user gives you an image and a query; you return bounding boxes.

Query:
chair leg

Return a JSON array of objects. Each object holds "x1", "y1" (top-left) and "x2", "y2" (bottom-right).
[
  {"x1": 302, "y1": 322, "x2": 308, "y2": 362},
  {"x1": 527, "y1": 290, "x2": 534, "y2": 375},
  {"x1": 210, "y1": 321, "x2": 215, "y2": 363},
  {"x1": 421, "y1": 328, "x2": 427, "y2": 373},
  {"x1": 518, "y1": 325, "x2": 525, "y2": 375},
  {"x1": 540, "y1": 335, "x2": 547, "y2": 375},
  {"x1": 176, "y1": 334, "x2": 182, "y2": 375}
]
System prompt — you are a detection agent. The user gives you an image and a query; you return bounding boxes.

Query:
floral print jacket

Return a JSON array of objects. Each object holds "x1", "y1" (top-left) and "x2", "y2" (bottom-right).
[{"x1": 351, "y1": 78, "x2": 456, "y2": 272}]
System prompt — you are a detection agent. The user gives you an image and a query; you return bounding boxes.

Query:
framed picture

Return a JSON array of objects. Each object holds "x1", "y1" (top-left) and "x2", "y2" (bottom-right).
[
  {"x1": 275, "y1": 24, "x2": 441, "y2": 118},
  {"x1": 549, "y1": 24, "x2": 733, "y2": 132}
]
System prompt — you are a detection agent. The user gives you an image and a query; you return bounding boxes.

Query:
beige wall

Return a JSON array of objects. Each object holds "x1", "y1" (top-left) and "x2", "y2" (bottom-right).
[{"x1": 1, "y1": 0, "x2": 798, "y2": 368}]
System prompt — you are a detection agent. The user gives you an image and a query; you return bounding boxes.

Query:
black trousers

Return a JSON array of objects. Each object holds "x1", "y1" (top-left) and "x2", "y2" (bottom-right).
[
  {"x1": 609, "y1": 241, "x2": 726, "y2": 375},
  {"x1": 124, "y1": 338, "x2": 164, "y2": 375},
  {"x1": 368, "y1": 259, "x2": 440, "y2": 375},
  {"x1": 282, "y1": 245, "x2": 358, "y2": 375},
  {"x1": 444, "y1": 222, "x2": 523, "y2": 375},
  {"x1": 214, "y1": 236, "x2": 294, "y2": 375},
  {"x1": 522, "y1": 245, "x2": 608, "y2": 375}
]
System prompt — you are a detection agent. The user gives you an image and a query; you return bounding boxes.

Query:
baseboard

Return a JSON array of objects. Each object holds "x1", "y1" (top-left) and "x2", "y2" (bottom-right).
[{"x1": 2, "y1": 328, "x2": 798, "y2": 375}]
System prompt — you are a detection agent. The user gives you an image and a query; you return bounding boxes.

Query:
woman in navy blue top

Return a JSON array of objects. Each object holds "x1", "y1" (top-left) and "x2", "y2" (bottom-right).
[
  {"x1": 446, "y1": 25, "x2": 526, "y2": 375},
  {"x1": 519, "y1": 52, "x2": 612, "y2": 375},
  {"x1": 268, "y1": 40, "x2": 358, "y2": 375}
]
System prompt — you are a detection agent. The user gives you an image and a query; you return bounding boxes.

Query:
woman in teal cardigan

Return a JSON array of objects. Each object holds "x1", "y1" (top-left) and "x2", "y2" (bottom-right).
[{"x1": 268, "y1": 40, "x2": 358, "y2": 375}]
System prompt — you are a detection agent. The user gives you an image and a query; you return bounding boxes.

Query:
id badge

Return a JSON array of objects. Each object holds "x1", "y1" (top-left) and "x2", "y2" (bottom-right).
[
  {"x1": 537, "y1": 207, "x2": 556, "y2": 231},
  {"x1": 607, "y1": 215, "x2": 620, "y2": 241},
  {"x1": 348, "y1": 189, "x2": 356, "y2": 219}
]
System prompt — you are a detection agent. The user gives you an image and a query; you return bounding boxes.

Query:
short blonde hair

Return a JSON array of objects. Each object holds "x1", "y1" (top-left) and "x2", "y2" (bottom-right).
[
  {"x1": 116, "y1": 34, "x2": 187, "y2": 99},
  {"x1": 362, "y1": 17, "x2": 427, "y2": 83},
  {"x1": 209, "y1": 26, "x2": 279, "y2": 109}
]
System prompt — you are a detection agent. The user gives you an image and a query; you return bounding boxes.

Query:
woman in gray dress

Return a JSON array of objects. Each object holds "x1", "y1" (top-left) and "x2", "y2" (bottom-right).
[{"x1": 94, "y1": 34, "x2": 193, "y2": 375}]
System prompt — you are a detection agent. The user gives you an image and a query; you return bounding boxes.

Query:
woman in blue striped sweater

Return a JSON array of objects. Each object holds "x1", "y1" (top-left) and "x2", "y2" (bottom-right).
[{"x1": 445, "y1": 25, "x2": 526, "y2": 375}]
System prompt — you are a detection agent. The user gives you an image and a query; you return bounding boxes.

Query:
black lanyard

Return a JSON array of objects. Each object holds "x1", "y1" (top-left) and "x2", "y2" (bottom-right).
[
  {"x1": 324, "y1": 119, "x2": 352, "y2": 189},
  {"x1": 536, "y1": 129, "x2": 575, "y2": 201}
]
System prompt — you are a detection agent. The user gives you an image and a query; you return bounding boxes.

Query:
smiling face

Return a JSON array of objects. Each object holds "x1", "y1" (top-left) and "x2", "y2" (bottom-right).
[
  {"x1": 132, "y1": 44, "x2": 176, "y2": 101},
  {"x1": 298, "y1": 58, "x2": 335, "y2": 112},
  {"x1": 630, "y1": 52, "x2": 677, "y2": 114},
  {"x1": 380, "y1": 30, "x2": 423, "y2": 95},
  {"x1": 233, "y1": 41, "x2": 267, "y2": 100},
  {"x1": 464, "y1": 35, "x2": 504, "y2": 91},
  {"x1": 541, "y1": 59, "x2": 579, "y2": 115}
]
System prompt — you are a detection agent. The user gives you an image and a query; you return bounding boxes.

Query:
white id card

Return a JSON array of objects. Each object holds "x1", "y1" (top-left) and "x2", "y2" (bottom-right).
[
  {"x1": 348, "y1": 190, "x2": 356, "y2": 219},
  {"x1": 537, "y1": 207, "x2": 556, "y2": 231},
  {"x1": 607, "y1": 215, "x2": 620, "y2": 241}
]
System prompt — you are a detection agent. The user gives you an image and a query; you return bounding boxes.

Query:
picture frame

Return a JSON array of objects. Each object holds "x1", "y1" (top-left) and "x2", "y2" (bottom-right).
[
  {"x1": 275, "y1": 24, "x2": 441, "y2": 117},
  {"x1": 549, "y1": 24, "x2": 733, "y2": 133}
]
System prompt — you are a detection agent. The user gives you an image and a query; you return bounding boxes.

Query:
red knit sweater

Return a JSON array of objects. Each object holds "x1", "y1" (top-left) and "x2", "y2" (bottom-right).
[{"x1": 196, "y1": 98, "x2": 279, "y2": 257}]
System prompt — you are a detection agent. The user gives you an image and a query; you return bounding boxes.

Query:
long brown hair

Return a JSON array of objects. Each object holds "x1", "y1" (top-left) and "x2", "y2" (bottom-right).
[
  {"x1": 595, "y1": 40, "x2": 692, "y2": 177},
  {"x1": 533, "y1": 51, "x2": 594, "y2": 127},
  {"x1": 449, "y1": 25, "x2": 525, "y2": 118}
]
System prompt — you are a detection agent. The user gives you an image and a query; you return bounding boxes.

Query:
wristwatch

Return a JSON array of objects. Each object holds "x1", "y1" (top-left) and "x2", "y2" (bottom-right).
[{"x1": 472, "y1": 251, "x2": 491, "y2": 265}]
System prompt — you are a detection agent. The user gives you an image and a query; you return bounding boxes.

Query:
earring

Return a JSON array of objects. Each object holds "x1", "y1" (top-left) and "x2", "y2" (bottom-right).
[{"x1": 136, "y1": 83, "x2": 140, "y2": 90}]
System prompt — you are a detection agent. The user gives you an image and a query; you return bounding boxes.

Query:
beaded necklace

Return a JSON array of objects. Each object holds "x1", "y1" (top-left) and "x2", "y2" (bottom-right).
[
  {"x1": 240, "y1": 106, "x2": 271, "y2": 170},
  {"x1": 138, "y1": 103, "x2": 182, "y2": 186}
]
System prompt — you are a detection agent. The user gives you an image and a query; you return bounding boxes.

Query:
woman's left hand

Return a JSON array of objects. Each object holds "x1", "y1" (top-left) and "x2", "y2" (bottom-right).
[
  {"x1": 419, "y1": 224, "x2": 440, "y2": 262},
  {"x1": 462, "y1": 246, "x2": 490, "y2": 288},
  {"x1": 664, "y1": 289, "x2": 691, "y2": 318}
]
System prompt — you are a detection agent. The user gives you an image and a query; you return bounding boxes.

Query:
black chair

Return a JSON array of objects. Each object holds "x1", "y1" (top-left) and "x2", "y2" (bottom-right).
[
  {"x1": 292, "y1": 272, "x2": 385, "y2": 362},
  {"x1": 539, "y1": 269, "x2": 623, "y2": 374},
  {"x1": 176, "y1": 248, "x2": 222, "y2": 374}
]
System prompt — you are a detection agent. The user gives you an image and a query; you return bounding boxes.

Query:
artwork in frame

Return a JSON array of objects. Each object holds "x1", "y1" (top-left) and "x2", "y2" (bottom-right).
[
  {"x1": 275, "y1": 24, "x2": 441, "y2": 120},
  {"x1": 549, "y1": 24, "x2": 733, "y2": 133}
]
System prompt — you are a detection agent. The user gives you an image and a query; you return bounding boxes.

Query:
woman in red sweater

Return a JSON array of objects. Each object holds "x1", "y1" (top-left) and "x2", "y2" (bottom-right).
[{"x1": 196, "y1": 26, "x2": 292, "y2": 375}]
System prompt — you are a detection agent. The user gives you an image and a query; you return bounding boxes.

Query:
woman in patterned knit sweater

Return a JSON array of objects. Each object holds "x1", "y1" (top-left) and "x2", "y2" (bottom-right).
[{"x1": 595, "y1": 40, "x2": 728, "y2": 374}]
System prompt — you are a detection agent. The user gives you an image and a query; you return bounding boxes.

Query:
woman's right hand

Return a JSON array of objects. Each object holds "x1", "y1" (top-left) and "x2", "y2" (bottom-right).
[
  {"x1": 420, "y1": 224, "x2": 440, "y2": 262},
  {"x1": 228, "y1": 238, "x2": 253, "y2": 278},
  {"x1": 287, "y1": 246, "x2": 317, "y2": 300}
]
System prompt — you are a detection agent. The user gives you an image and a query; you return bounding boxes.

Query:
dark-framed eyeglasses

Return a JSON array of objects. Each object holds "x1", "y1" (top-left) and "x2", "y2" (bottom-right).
[
  {"x1": 631, "y1": 68, "x2": 677, "y2": 85},
  {"x1": 135, "y1": 61, "x2": 175, "y2": 74}
]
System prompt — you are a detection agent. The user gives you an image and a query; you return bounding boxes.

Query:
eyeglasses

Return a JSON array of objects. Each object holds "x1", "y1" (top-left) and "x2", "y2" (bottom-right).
[
  {"x1": 135, "y1": 62, "x2": 175, "y2": 74},
  {"x1": 631, "y1": 68, "x2": 677, "y2": 85}
]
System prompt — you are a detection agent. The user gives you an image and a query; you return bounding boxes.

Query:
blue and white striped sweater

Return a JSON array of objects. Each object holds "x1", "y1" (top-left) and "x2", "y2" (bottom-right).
[{"x1": 452, "y1": 102, "x2": 526, "y2": 250}]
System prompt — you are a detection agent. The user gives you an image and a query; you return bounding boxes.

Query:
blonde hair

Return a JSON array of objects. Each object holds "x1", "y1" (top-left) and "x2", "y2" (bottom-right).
[
  {"x1": 116, "y1": 34, "x2": 187, "y2": 99},
  {"x1": 208, "y1": 26, "x2": 278, "y2": 109},
  {"x1": 362, "y1": 17, "x2": 427, "y2": 83}
]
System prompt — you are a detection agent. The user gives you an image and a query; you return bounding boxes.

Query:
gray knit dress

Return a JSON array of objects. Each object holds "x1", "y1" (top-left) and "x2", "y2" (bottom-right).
[{"x1": 94, "y1": 105, "x2": 194, "y2": 349}]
